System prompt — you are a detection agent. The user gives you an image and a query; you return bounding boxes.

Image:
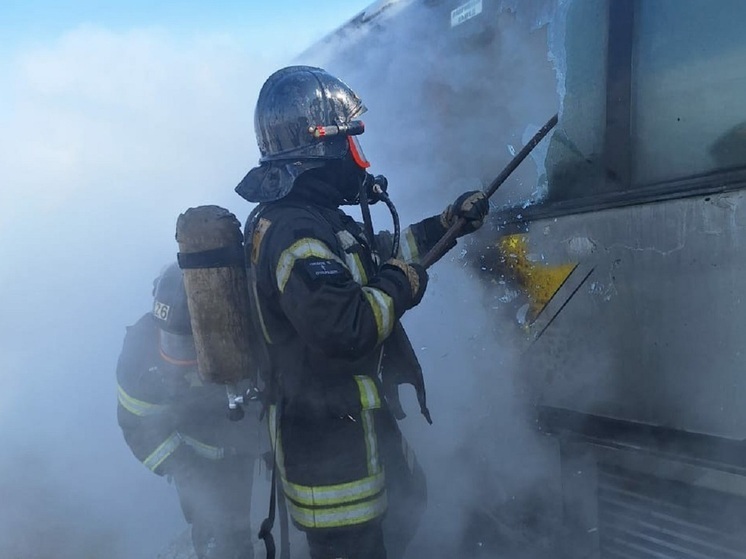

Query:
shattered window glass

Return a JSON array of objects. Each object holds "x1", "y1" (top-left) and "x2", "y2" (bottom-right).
[{"x1": 545, "y1": 0, "x2": 609, "y2": 202}]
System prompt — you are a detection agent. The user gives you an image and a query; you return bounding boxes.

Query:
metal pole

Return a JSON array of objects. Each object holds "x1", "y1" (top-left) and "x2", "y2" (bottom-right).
[{"x1": 420, "y1": 113, "x2": 559, "y2": 269}]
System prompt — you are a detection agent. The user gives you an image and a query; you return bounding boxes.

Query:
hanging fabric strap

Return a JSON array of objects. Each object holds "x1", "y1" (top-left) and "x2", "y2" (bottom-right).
[
  {"x1": 258, "y1": 409, "x2": 279, "y2": 559},
  {"x1": 278, "y1": 481, "x2": 290, "y2": 559},
  {"x1": 258, "y1": 459, "x2": 277, "y2": 559},
  {"x1": 258, "y1": 400, "x2": 290, "y2": 559}
]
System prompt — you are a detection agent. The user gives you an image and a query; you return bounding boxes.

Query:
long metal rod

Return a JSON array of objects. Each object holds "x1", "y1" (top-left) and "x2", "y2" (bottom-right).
[{"x1": 420, "y1": 113, "x2": 559, "y2": 269}]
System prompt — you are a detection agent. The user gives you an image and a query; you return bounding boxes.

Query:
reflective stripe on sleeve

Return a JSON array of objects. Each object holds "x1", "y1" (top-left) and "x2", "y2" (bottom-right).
[
  {"x1": 181, "y1": 436, "x2": 224, "y2": 460},
  {"x1": 336, "y1": 231, "x2": 368, "y2": 285},
  {"x1": 399, "y1": 227, "x2": 419, "y2": 263},
  {"x1": 286, "y1": 491, "x2": 388, "y2": 529},
  {"x1": 117, "y1": 385, "x2": 169, "y2": 417},
  {"x1": 275, "y1": 238, "x2": 346, "y2": 293},
  {"x1": 349, "y1": 253, "x2": 368, "y2": 285},
  {"x1": 361, "y1": 287, "x2": 394, "y2": 343},
  {"x1": 143, "y1": 432, "x2": 182, "y2": 471}
]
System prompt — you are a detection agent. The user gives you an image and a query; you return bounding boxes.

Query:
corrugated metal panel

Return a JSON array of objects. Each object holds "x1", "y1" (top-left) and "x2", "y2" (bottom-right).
[{"x1": 598, "y1": 464, "x2": 746, "y2": 559}]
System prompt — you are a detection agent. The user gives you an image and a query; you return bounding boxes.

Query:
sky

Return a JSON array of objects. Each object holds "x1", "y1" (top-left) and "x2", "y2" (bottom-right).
[{"x1": 0, "y1": 2, "x2": 376, "y2": 558}]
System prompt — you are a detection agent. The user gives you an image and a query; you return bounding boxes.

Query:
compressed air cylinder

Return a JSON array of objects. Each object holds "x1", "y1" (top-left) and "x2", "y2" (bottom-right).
[{"x1": 175, "y1": 205, "x2": 254, "y2": 385}]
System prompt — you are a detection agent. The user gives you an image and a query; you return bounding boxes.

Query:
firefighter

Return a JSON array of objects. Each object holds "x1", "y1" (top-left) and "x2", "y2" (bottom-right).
[
  {"x1": 116, "y1": 263, "x2": 262, "y2": 559},
  {"x1": 235, "y1": 66, "x2": 489, "y2": 559}
]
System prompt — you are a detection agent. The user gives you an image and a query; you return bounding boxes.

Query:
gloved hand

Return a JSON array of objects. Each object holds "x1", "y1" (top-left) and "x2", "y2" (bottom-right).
[
  {"x1": 440, "y1": 190, "x2": 490, "y2": 235},
  {"x1": 380, "y1": 258, "x2": 428, "y2": 308}
]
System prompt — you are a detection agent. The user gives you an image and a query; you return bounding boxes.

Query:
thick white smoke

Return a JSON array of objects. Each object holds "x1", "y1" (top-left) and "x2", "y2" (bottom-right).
[
  {"x1": 0, "y1": 22, "x2": 306, "y2": 559},
  {"x1": 295, "y1": 1, "x2": 565, "y2": 556},
  {"x1": 0, "y1": 2, "x2": 568, "y2": 557}
]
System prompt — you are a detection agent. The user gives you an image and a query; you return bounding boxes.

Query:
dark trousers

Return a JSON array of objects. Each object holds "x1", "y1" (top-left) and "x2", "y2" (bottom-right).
[
  {"x1": 301, "y1": 407, "x2": 427, "y2": 559},
  {"x1": 306, "y1": 520, "x2": 386, "y2": 559},
  {"x1": 378, "y1": 409, "x2": 427, "y2": 559},
  {"x1": 175, "y1": 455, "x2": 256, "y2": 559}
]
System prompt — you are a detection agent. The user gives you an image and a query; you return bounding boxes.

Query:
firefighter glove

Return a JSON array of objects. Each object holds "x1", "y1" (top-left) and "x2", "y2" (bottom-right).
[
  {"x1": 380, "y1": 258, "x2": 428, "y2": 309},
  {"x1": 440, "y1": 190, "x2": 489, "y2": 235}
]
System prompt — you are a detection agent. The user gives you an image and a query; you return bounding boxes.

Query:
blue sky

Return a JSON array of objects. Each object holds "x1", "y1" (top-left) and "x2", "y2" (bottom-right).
[{"x1": 0, "y1": 1, "x2": 373, "y2": 51}]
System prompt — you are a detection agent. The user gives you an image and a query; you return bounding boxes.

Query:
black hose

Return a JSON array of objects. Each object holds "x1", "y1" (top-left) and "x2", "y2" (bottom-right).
[
  {"x1": 378, "y1": 190, "x2": 400, "y2": 260},
  {"x1": 359, "y1": 175, "x2": 378, "y2": 255}
]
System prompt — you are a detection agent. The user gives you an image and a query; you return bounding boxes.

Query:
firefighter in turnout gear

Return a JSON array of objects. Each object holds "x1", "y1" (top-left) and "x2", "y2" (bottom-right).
[
  {"x1": 116, "y1": 263, "x2": 263, "y2": 559},
  {"x1": 235, "y1": 66, "x2": 489, "y2": 559}
]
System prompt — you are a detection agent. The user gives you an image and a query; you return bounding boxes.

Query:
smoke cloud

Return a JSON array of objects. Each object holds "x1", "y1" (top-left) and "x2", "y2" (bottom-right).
[
  {"x1": 0, "y1": 24, "x2": 285, "y2": 559},
  {"x1": 296, "y1": 1, "x2": 564, "y2": 556},
  {"x1": 1, "y1": 1, "x2": 569, "y2": 557}
]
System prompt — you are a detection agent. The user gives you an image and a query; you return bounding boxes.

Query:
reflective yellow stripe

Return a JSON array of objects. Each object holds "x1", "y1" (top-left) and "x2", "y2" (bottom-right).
[
  {"x1": 251, "y1": 280, "x2": 272, "y2": 344},
  {"x1": 182, "y1": 435, "x2": 224, "y2": 460},
  {"x1": 399, "y1": 227, "x2": 419, "y2": 263},
  {"x1": 361, "y1": 409, "x2": 380, "y2": 476},
  {"x1": 351, "y1": 253, "x2": 368, "y2": 285},
  {"x1": 336, "y1": 230, "x2": 358, "y2": 250},
  {"x1": 143, "y1": 432, "x2": 181, "y2": 471},
  {"x1": 286, "y1": 491, "x2": 388, "y2": 529},
  {"x1": 284, "y1": 471, "x2": 385, "y2": 507},
  {"x1": 270, "y1": 401, "x2": 385, "y2": 525},
  {"x1": 354, "y1": 375, "x2": 382, "y2": 476},
  {"x1": 275, "y1": 238, "x2": 346, "y2": 293},
  {"x1": 117, "y1": 385, "x2": 169, "y2": 417},
  {"x1": 354, "y1": 375, "x2": 381, "y2": 410},
  {"x1": 336, "y1": 230, "x2": 369, "y2": 285},
  {"x1": 361, "y1": 287, "x2": 394, "y2": 343}
]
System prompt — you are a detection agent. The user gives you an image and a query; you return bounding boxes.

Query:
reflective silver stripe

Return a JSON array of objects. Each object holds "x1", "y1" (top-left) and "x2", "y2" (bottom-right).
[
  {"x1": 345, "y1": 252, "x2": 367, "y2": 285},
  {"x1": 117, "y1": 385, "x2": 169, "y2": 417},
  {"x1": 354, "y1": 375, "x2": 381, "y2": 410},
  {"x1": 361, "y1": 287, "x2": 394, "y2": 343},
  {"x1": 354, "y1": 376, "x2": 382, "y2": 476},
  {"x1": 336, "y1": 231, "x2": 368, "y2": 285},
  {"x1": 286, "y1": 491, "x2": 388, "y2": 529},
  {"x1": 361, "y1": 409, "x2": 380, "y2": 475},
  {"x1": 399, "y1": 227, "x2": 419, "y2": 263},
  {"x1": 271, "y1": 403, "x2": 384, "y2": 510},
  {"x1": 284, "y1": 471, "x2": 385, "y2": 507},
  {"x1": 143, "y1": 432, "x2": 182, "y2": 471},
  {"x1": 336, "y1": 230, "x2": 357, "y2": 250},
  {"x1": 275, "y1": 238, "x2": 345, "y2": 293},
  {"x1": 182, "y1": 436, "x2": 224, "y2": 460}
]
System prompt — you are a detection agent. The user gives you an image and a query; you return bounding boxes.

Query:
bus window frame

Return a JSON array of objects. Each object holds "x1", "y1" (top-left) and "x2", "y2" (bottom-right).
[{"x1": 518, "y1": 0, "x2": 746, "y2": 223}]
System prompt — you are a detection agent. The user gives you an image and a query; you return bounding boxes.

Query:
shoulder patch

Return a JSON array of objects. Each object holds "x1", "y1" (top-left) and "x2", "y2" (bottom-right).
[
  {"x1": 301, "y1": 259, "x2": 348, "y2": 282},
  {"x1": 251, "y1": 217, "x2": 272, "y2": 264}
]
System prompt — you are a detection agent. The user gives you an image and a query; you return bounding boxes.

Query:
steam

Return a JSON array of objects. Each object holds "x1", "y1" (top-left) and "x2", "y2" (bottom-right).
[
  {"x1": 2, "y1": 2, "x2": 568, "y2": 557},
  {"x1": 296, "y1": 1, "x2": 565, "y2": 556},
  {"x1": 0, "y1": 25, "x2": 282, "y2": 559}
]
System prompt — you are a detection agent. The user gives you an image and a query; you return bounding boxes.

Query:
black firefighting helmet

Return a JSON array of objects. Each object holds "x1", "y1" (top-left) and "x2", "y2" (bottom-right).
[
  {"x1": 235, "y1": 65, "x2": 370, "y2": 203},
  {"x1": 152, "y1": 263, "x2": 197, "y2": 364}
]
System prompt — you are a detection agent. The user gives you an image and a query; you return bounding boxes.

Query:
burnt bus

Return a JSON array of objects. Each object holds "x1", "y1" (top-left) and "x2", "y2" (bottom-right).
[{"x1": 299, "y1": 1, "x2": 746, "y2": 557}]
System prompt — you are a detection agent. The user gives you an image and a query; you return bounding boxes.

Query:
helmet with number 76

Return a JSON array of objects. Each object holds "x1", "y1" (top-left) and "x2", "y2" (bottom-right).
[{"x1": 151, "y1": 262, "x2": 197, "y2": 365}]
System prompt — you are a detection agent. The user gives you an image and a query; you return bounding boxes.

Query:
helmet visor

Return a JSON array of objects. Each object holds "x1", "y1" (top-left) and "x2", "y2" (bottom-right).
[{"x1": 348, "y1": 136, "x2": 371, "y2": 169}]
